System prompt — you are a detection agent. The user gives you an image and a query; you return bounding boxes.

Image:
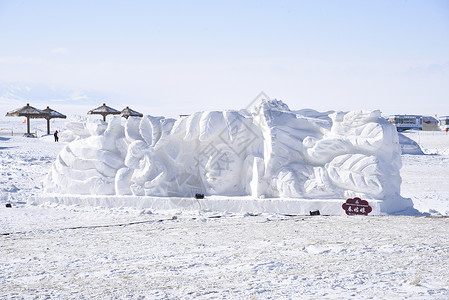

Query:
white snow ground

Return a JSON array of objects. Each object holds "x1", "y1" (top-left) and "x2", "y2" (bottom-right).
[
  {"x1": 1, "y1": 125, "x2": 449, "y2": 299},
  {"x1": 400, "y1": 130, "x2": 449, "y2": 216}
]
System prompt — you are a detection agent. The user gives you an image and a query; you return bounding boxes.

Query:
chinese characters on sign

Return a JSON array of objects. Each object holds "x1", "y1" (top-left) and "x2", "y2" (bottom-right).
[{"x1": 342, "y1": 197, "x2": 372, "y2": 215}]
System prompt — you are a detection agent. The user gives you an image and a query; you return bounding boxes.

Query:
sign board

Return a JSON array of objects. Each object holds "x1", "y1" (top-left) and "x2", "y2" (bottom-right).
[{"x1": 342, "y1": 197, "x2": 372, "y2": 215}]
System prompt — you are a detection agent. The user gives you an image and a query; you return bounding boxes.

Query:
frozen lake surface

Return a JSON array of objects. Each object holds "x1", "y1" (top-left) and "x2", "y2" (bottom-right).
[{"x1": 1, "y1": 129, "x2": 449, "y2": 298}]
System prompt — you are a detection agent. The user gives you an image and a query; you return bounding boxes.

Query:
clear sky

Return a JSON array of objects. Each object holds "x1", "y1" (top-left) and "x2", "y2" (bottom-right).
[{"x1": 0, "y1": 0, "x2": 448, "y2": 118}]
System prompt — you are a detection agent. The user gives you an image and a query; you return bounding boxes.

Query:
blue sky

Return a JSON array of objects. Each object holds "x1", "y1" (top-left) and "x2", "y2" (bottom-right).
[{"x1": 0, "y1": 0, "x2": 448, "y2": 117}]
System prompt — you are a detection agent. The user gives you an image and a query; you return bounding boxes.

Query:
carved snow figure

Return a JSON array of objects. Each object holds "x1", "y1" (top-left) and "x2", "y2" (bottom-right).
[{"x1": 44, "y1": 99, "x2": 412, "y2": 213}]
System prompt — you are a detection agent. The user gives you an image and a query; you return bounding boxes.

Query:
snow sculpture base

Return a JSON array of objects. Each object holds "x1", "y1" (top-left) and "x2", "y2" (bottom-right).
[{"x1": 32, "y1": 194, "x2": 383, "y2": 216}]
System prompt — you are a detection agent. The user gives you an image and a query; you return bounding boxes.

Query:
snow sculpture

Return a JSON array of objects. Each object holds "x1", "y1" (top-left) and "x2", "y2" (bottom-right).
[{"x1": 44, "y1": 100, "x2": 413, "y2": 214}]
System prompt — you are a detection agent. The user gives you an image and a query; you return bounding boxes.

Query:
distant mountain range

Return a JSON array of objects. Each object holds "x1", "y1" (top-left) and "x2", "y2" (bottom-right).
[{"x1": 0, "y1": 82, "x2": 112, "y2": 107}]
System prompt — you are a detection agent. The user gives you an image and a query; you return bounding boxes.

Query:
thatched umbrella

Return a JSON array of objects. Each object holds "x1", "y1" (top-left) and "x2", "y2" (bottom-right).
[
  {"x1": 121, "y1": 106, "x2": 143, "y2": 119},
  {"x1": 42, "y1": 106, "x2": 67, "y2": 135},
  {"x1": 87, "y1": 103, "x2": 121, "y2": 121},
  {"x1": 5, "y1": 103, "x2": 49, "y2": 135}
]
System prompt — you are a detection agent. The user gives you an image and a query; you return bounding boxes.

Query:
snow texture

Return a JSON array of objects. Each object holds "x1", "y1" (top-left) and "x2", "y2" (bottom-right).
[
  {"x1": 398, "y1": 132, "x2": 424, "y2": 155},
  {"x1": 1, "y1": 114, "x2": 449, "y2": 299},
  {"x1": 43, "y1": 100, "x2": 413, "y2": 214}
]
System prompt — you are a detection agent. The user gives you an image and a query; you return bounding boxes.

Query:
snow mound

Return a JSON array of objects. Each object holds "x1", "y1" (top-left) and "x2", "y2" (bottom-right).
[
  {"x1": 398, "y1": 133, "x2": 424, "y2": 155},
  {"x1": 43, "y1": 100, "x2": 413, "y2": 214}
]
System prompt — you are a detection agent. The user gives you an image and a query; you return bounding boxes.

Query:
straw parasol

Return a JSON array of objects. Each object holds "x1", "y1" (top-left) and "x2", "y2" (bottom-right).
[
  {"x1": 87, "y1": 103, "x2": 121, "y2": 121},
  {"x1": 121, "y1": 106, "x2": 143, "y2": 119},
  {"x1": 42, "y1": 106, "x2": 67, "y2": 135},
  {"x1": 5, "y1": 103, "x2": 49, "y2": 135}
]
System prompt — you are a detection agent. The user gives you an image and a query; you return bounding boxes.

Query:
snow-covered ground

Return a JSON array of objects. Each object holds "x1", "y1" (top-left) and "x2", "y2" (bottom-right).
[
  {"x1": 1, "y1": 124, "x2": 449, "y2": 299},
  {"x1": 400, "y1": 130, "x2": 449, "y2": 216}
]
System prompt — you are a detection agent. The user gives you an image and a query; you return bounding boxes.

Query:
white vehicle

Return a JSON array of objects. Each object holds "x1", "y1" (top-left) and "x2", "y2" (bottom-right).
[
  {"x1": 388, "y1": 115, "x2": 422, "y2": 131},
  {"x1": 438, "y1": 116, "x2": 449, "y2": 131},
  {"x1": 422, "y1": 116, "x2": 440, "y2": 131}
]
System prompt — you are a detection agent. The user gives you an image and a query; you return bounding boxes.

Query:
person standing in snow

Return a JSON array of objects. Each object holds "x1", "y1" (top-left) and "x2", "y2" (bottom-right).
[{"x1": 54, "y1": 130, "x2": 59, "y2": 142}]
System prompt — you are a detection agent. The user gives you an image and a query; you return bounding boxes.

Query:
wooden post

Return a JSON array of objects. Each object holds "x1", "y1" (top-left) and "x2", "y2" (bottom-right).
[
  {"x1": 27, "y1": 116, "x2": 30, "y2": 134},
  {"x1": 47, "y1": 119, "x2": 50, "y2": 135}
]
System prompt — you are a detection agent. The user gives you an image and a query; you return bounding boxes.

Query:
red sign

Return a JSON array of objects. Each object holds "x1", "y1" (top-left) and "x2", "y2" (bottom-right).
[{"x1": 342, "y1": 197, "x2": 372, "y2": 215}]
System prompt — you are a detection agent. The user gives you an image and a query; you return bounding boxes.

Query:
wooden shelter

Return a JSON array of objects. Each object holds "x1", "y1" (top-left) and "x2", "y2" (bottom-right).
[
  {"x1": 121, "y1": 106, "x2": 143, "y2": 119},
  {"x1": 5, "y1": 103, "x2": 49, "y2": 135},
  {"x1": 42, "y1": 106, "x2": 67, "y2": 135},
  {"x1": 87, "y1": 103, "x2": 121, "y2": 121}
]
